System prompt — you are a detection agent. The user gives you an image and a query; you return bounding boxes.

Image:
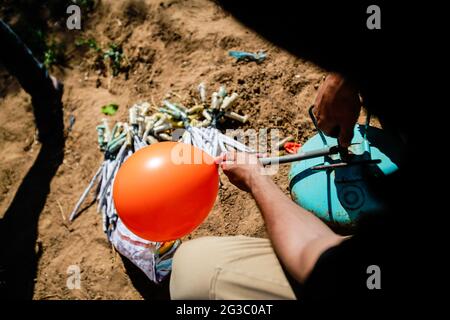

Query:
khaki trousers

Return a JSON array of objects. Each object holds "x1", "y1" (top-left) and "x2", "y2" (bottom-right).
[{"x1": 170, "y1": 236, "x2": 296, "y2": 300}]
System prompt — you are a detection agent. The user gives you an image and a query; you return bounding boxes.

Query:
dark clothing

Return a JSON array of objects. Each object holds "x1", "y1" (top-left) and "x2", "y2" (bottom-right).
[
  {"x1": 0, "y1": 19, "x2": 63, "y2": 142},
  {"x1": 0, "y1": 20, "x2": 55, "y2": 100},
  {"x1": 218, "y1": 0, "x2": 422, "y2": 304},
  {"x1": 0, "y1": 20, "x2": 65, "y2": 300},
  {"x1": 217, "y1": 1, "x2": 414, "y2": 134}
]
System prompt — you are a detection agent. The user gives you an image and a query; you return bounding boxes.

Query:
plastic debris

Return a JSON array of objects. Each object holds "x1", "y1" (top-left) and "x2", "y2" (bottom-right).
[
  {"x1": 110, "y1": 219, "x2": 181, "y2": 283},
  {"x1": 101, "y1": 103, "x2": 119, "y2": 115},
  {"x1": 229, "y1": 50, "x2": 267, "y2": 63},
  {"x1": 68, "y1": 114, "x2": 76, "y2": 131},
  {"x1": 276, "y1": 135, "x2": 294, "y2": 150},
  {"x1": 284, "y1": 142, "x2": 302, "y2": 154}
]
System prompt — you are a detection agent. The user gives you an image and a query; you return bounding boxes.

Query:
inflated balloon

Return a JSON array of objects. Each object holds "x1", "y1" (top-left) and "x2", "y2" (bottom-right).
[{"x1": 113, "y1": 141, "x2": 219, "y2": 242}]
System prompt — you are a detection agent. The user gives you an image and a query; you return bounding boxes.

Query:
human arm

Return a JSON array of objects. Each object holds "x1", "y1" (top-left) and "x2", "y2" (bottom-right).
[
  {"x1": 217, "y1": 152, "x2": 346, "y2": 283},
  {"x1": 313, "y1": 73, "x2": 361, "y2": 148}
]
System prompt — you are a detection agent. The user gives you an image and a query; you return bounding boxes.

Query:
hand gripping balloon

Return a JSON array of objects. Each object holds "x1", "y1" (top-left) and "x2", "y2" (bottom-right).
[{"x1": 113, "y1": 141, "x2": 219, "y2": 241}]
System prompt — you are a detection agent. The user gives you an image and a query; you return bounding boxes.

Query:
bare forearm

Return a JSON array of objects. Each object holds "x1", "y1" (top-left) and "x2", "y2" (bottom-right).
[
  {"x1": 218, "y1": 150, "x2": 345, "y2": 282},
  {"x1": 250, "y1": 173, "x2": 343, "y2": 282}
]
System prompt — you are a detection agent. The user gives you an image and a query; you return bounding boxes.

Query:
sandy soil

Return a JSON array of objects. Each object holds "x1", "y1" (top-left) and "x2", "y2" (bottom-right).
[{"x1": 0, "y1": 0, "x2": 326, "y2": 299}]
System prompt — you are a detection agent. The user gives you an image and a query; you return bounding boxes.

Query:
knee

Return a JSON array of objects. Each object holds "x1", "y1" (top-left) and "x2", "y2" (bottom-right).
[{"x1": 170, "y1": 237, "x2": 220, "y2": 299}]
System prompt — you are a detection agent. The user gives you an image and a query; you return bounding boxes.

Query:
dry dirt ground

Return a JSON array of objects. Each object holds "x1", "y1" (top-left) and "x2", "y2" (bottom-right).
[{"x1": 0, "y1": 0, "x2": 328, "y2": 299}]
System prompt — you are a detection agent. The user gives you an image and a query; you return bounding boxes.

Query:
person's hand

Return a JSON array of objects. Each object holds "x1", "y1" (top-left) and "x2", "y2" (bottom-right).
[
  {"x1": 215, "y1": 151, "x2": 263, "y2": 193},
  {"x1": 313, "y1": 73, "x2": 361, "y2": 148}
]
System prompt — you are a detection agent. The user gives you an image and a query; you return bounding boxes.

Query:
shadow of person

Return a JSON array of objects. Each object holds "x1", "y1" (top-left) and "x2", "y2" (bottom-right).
[
  {"x1": 0, "y1": 112, "x2": 64, "y2": 300},
  {"x1": 119, "y1": 254, "x2": 171, "y2": 300}
]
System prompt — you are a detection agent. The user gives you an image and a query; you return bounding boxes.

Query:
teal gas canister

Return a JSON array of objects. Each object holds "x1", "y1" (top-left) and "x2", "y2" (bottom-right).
[{"x1": 288, "y1": 124, "x2": 403, "y2": 231}]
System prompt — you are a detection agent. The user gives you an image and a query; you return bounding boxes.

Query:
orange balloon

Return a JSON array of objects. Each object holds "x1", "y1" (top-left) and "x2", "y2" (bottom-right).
[{"x1": 113, "y1": 141, "x2": 219, "y2": 242}]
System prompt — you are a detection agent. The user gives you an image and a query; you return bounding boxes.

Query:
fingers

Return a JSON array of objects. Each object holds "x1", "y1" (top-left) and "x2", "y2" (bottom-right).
[
  {"x1": 312, "y1": 104, "x2": 320, "y2": 121},
  {"x1": 316, "y1": 118, "x2": 340, "y2": 138},
  {"x1": 217, "y1": 151, "x2": 262, "y2": 170},
  {"x1": 214, "y1": 150, "x2": 237, "y2": 164},
  {"x1": 215, "y1": 151, "x2": 237, "y2": 172},
  {"x1": 214, "y1": 152, "x2": 227, "y2": 164},
  {"x1": 338, "y1": 126, "x2": 354, "y2": 148}
]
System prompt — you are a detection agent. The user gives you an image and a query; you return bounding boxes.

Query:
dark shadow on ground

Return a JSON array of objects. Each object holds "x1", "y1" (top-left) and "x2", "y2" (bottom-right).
[
  {"x1": 0, "y1": 132, "x2": 64, "y2": 300},
  {"x1": 120, "y1": 254, "x2": 171, "y2": 300}
]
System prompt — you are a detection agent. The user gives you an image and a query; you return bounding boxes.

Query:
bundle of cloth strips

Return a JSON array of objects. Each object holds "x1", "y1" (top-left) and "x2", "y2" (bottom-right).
[{"x1": 69, "y1": 83, "x2": 253, "y2": 282}]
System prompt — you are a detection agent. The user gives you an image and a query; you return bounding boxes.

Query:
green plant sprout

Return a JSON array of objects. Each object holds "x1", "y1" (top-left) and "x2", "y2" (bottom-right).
[
  {"x1": 76, "y1": 39, "x2": 128, "y2": 77},
  {"x1": 43, "y1": 39, "x2": 65, "y2": 68},
  {"x1": 75, "y1": 38, "x2": 101, "y2": 52},
  {"x1": 103, "y1": 43, "x2": 126, "y2": 77}
]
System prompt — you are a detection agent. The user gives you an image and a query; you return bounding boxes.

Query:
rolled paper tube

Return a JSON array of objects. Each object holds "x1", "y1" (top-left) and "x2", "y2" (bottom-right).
[
  {"x1": 96, "y1": 125, "x2": 106, "y2": 148},
  {"x1": 102, "y1": 118, "x2": 112, "y2": 142},
  {"x1": 202, "y1": 109, "x2": 212, "y2": 121},
  {"x1": 224, "y1": 111, "x2": 248, "y2": 123},
  {"x1": 163, "y1": 100, "x2": 187, "y2": 119},
  {"x1": 160, "y1": 107, "x2": 181, "y2": 119},
  {"x1": 211, "y1": 92, "x2": 220, "y2": 110},
  {"x1": 142, "y1": 119, "x2": 156, "y2": 141},
  {"x1": 220, "y1": 92, "x2": 239, "y2": 111},
  {"x1": 188, "y1": 105, "x2": 204, "y2": 114},
  {"x1": 137, "y1": 116, "x2": 145, "y2": 137},
  {"x1": 140, "y1": 102, "x2": 151, "y2": 116},
  {"x1": 158, "y1": 133, "x2": 172, "y2": 141},
  {"x1": 110, "y1": 123, "x2": 120, "y2": 141},
  {"x1": 129, "y1": 107, "x2": 138, "y2": 125},
  {"x1": 146, "y1": 135, "x2": 159, "y2": 145},
  {"x1": 153, "y1": 123, "x2": 172, "y2": 134},
  {"x1": 108, "y1": 138, "x2": 126, "y2": 154},
  {"x1": 176, "y1": 104, "x2": 188, "y2": 112},
  {"x1": 201, "y1": 119, "x2": 211, "y2": 127},
  {"x1": 218, "y1": 85, "x2": 227, "y2": 98},
  {"x1": 198, "y1": 82, "x2": 207, "y2": 103},
  {"x1": 154, "y1": 115, "x2": 167, "y2": 128}
]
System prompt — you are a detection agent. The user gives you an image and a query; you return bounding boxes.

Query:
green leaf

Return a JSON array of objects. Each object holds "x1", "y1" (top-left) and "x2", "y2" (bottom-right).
[{"x1": 101, "y1": 103, "x2": 119, "y2": 115}]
